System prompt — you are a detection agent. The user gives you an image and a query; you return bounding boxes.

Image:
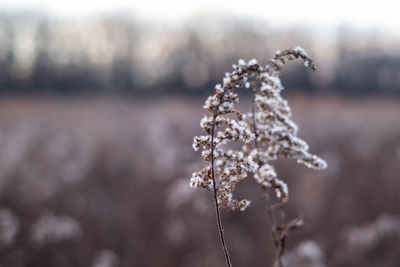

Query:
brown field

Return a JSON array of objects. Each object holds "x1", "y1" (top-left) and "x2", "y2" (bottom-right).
[{"x1": 0, "y1": 95, "x2": 399, "y2": 267}]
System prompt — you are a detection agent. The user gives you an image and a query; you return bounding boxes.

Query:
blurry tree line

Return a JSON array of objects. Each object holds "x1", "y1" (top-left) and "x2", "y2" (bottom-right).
[{"x1": 0, "y1": 12, "x2": 400, "y2": 95}]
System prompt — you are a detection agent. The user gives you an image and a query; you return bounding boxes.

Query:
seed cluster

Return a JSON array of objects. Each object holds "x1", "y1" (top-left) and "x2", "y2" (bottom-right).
[
  {"x1": 191, "y1": 47, "x2": 327, "y2": 210},
  {"x1": 244, "y1": 47, "x2": 327, "y2": 202}
]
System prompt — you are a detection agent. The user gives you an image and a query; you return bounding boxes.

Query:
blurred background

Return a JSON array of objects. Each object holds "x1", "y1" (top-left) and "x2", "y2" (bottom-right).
[{"x1": 0, "y1": 1, "x2": 399, "y2": 266}]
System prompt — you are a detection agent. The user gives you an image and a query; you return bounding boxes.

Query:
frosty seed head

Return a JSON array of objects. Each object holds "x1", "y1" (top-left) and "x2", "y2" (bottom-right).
[{"x1": 191, "y1": 47, "x2": 326, "y2": 209}]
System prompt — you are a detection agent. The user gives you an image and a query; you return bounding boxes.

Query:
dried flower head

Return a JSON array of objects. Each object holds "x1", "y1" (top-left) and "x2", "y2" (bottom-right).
[
  {"x1": 192, "y1": 47, "x2": 326, "y2": 206},
  {"x1": 190, "y1": 61, "x2": 260, "y2": 211},
  {"x1": 190, "y1": 47, "x2": 327, "y2": 267},
  {"x1": 242, "y1": 47, "x2": 327, "y2": 202}
]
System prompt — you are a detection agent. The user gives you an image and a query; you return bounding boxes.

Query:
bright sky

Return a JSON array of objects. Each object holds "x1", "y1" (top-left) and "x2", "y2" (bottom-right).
[{"x1": 1, "y1": 0, "x2": 400, "y2": 32}]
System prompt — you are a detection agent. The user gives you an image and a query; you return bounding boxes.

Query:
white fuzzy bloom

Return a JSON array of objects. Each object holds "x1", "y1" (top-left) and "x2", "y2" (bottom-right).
[
  {"x1": 189, "y1": 172, "x2": 203, "y2": 189},
  {"x1": 268, "y1": 76, "x2": 283, "y2": 91},
  {"x1": 191, "y1": 47, "x2": 326, "y2": 210},
  {"x1": 247, "y1": 59, "x2": 258, "y2": 66},
  {"x1": 274, "y1": 179, "x2": 288, "y2": 200},
  {"x1": 240, "y1": 47, "x2": 326, "y2": 202},
  {"x1": 293, "y1": 46, "x2": 308, "y2": 56},
  {"x1": 248, "y1": 157, "x2": 259, "y2": 173},
  {"x1": 239, "y1": 199, "x2": 251, "y2": 211}
]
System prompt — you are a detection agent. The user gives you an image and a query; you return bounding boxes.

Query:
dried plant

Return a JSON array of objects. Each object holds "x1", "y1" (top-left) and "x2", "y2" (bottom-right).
[
  {"x1": 190, "y1": 47, "x2": 327, "y2": 267},
  {"x1": 244, "y1": 47, "x2": 327, "y2": 267}
]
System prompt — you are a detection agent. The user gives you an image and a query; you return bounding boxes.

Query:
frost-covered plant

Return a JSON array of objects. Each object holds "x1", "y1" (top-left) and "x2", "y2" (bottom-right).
[
  {"x1": 190, "y1": 47, "x2": 326, "y2": 267},
  {"x1": 244, "y1": 48, "x2": 327, "y2": 267},
  {"x1": 244, "y1": 47, "x2": 326, "y2": 203}
]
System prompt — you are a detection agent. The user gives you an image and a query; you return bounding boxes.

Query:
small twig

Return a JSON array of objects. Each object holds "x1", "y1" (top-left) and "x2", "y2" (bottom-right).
[{"x1": 263, "y1": 188, "x2": 284, "y2": 267}]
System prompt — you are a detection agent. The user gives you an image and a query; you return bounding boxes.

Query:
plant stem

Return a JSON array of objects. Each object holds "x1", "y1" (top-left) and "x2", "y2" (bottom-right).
[
  {"x1": 210, "y1": 113, "x2": 233, "y2": 267},
  {"x1": 263, "y1": 189, "x2": 284, "y2": 267}
]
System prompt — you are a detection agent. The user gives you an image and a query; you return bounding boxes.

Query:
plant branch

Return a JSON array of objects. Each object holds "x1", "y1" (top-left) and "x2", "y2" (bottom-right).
[{"x1": 263, "y1": 189, "x2": 284, "y2": 267}]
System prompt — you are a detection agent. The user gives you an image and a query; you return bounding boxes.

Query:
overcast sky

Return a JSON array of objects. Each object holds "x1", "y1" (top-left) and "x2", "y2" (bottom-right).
[{"x1": 1, "y1": 0, "x2": 399, "y2": 33}]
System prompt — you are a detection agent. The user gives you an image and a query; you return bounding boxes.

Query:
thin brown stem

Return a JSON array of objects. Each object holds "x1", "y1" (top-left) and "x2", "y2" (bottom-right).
[
  {"x1": 210, "y1": 112, "x2": 233, "y2": 267},
  {"x1": 263, "y1": 189, "x2": 284, "y2": 267}
]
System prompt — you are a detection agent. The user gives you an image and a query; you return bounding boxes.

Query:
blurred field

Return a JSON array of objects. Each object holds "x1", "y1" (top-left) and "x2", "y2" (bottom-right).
[{"x1": 0, "y1": 95, "x2": 399, "y2": 267}]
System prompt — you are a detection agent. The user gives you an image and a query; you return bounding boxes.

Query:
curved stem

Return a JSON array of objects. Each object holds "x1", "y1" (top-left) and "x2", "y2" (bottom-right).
[
  {"x1": 210, "y1": 113, "x2": 233, "y2": 267},
  {"x1": 263, "y1": 189, "x2": 284, "y2": 267}
]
